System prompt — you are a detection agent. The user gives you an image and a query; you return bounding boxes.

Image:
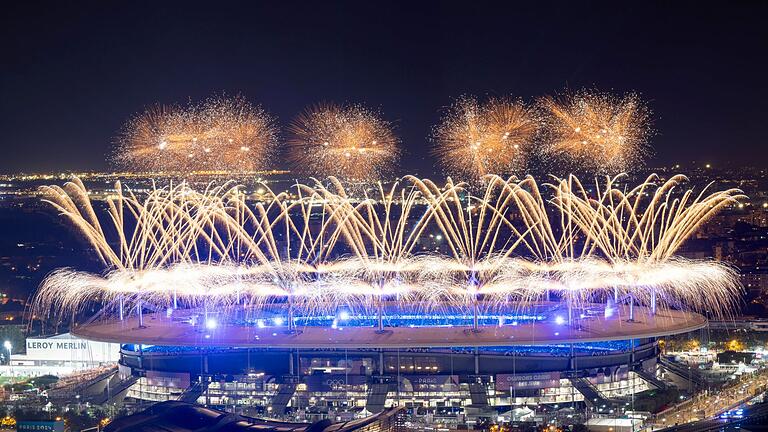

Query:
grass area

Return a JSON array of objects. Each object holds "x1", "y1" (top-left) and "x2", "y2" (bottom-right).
[
  {"x1": 632, "y1": 388, "x2": 682, "y2": 413},
  {"x1": 1, "y1": 375, "x2": 58, "y2": 392},
  {"x1": 0, "y1": 376, "x2": 28, "y2": 385}
]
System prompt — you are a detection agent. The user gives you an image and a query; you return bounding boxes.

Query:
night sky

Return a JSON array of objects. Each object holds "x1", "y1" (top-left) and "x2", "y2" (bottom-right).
[{"x1": 2, "y1": 1, "x2": 766, "y2": 175}]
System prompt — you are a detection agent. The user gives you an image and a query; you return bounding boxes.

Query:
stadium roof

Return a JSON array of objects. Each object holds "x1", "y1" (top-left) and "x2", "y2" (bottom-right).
[{"x1": 75, "y1": 305, "x2": 707, "y2": 348}]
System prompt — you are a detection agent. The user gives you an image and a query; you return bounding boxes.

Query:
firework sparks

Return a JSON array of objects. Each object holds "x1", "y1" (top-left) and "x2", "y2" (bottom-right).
[
  {"x1": 432, "y1": 97, "x2": 540, "y2": 181},
  {"x1": 114, "y1": 95, "x2": 278, "y2": 173},
  {"x1": 33, "y1": 174, "x2": 744, "y2": 325},
  {"x1": 540, "y1": 90, "x2": 651, "y2": 173},
  {"x1": 287, "y1": 104, "x2": 400, "y2": 182}
]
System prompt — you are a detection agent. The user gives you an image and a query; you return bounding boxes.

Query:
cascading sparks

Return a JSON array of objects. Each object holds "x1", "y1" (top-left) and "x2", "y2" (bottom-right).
[{"x1": 32, "y1": 174, "x2": 744, "y2": 323}]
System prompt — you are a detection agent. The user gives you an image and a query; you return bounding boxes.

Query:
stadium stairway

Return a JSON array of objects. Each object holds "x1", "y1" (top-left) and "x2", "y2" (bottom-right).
[
  {"x1": 84, "y1": 376, "x2": 139, "y2": 405},
  {"x1": 178, "y1": 380, "x2": 208, "y2": 404},
  {"x1": 271, "y1": 382, "x2": 298, "y2": 414},
  {"x1": 365, "y1": 383, "x2": 392, "y2": 413},
  {"x1": 632, "y1": 365, "x2": 668, "y2": 390},
  {"x1": 48, "y1": 368, "x2": 119, "y2": 403},
  {"x1": 468, "y1": 382, "x2": 489, "y2": 407},
  {"x1": 569, "y1": 377, "x2": 621, "y2": 408}
]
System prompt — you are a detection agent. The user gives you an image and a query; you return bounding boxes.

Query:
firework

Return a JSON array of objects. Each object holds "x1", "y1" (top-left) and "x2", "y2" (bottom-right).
[
  {"x1": 33, "y1": 174, "x2": 744, "y2": 326},
  {"x1": 432, "y1": 97, "x2": 540, "y2": 181},
  {"x1": 287, "y1": 104, "x2": 400, "y2": 182},
  {"x1": 540, "y1": 90, "x2": 651, "y2": 173},
  {"x1": 114, "y1": 95, "x2": 278, "y2": 173}
]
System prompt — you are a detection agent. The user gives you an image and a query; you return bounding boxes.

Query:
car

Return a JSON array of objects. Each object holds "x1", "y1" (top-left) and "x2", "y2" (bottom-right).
[{"x1": 719, "y1": 408, "x2": 744, "y2": 420}]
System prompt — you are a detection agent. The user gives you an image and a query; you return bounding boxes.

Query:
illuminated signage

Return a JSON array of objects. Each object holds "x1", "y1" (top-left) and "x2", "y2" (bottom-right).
[
  {"x1": 17, "y1": 421, "x2": 65, "y2": 432},
  {"x1": 495, "y1": 372, "x2": 561, "y2": 391}
]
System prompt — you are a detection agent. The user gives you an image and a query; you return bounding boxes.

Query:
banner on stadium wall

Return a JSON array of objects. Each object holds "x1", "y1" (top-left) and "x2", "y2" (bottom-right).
[
  {"x1": 303, "y1": 374, "x2": 367, "y2": 391},
  {"x1": 495, "y1": 372, "x2": 561, "y2": 391},
  {"x1": 146, "y1": 370, "x2": 191, "y2": 389},
  {"x1": 399, "y1": 375, "x2": 459, "y2": 392}
]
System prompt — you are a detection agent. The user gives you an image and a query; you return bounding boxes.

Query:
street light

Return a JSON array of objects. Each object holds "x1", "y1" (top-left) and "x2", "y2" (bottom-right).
[
  {"x1": 3, "y1": 341, "x2": 12, "y2": 377},
  {"x1": 3, "y1": 340, "x2": 11, "y2": 359}
]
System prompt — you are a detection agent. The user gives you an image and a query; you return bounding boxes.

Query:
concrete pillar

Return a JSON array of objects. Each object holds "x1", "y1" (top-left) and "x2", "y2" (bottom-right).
[{"x1": 137, "y1": 300, "x2": 144, "y2": 327}]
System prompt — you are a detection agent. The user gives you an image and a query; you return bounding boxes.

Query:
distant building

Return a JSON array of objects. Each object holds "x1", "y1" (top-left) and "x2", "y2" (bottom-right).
[
  {"x1": 740, "y1": 267, "x2": 768, "y2": 296},
  {"x1": 708, "y1": 318, "x2": 768, "y2": 332},
  {"x1": 1, "y1": 333, "x2": 119, "y2": 377},
  {"x1": 716, "y1": 350, "x2": 756, "y2": 365}
]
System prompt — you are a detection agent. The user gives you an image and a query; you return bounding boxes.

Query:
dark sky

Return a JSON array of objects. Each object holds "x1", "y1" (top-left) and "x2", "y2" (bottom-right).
[{"x1": 2, "y1": 1, "x2": 766, "y2": 175}]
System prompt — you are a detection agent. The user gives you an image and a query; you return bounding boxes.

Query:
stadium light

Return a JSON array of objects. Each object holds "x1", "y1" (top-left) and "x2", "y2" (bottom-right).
[{"x1": 205, "y1": 318, "x2": 217, "y2": 330}]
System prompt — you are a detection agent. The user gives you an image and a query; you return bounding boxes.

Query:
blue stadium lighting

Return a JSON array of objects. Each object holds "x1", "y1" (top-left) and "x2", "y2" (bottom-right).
[
  {"x1": 554, "y1": 315, "x2": 565, "y2": 325},
  {"x1": 338, "y1": 310, "x2": 350, "y2": 321},
  {"x1": 205, "y1": 318, "x2": 217, "y2": 330},
  {"x1": 256, "y1": 319, "x2": 266, "y2": 329},
  {"x1": 273, "y1": 317, "x2": 284, "y2": 326}
]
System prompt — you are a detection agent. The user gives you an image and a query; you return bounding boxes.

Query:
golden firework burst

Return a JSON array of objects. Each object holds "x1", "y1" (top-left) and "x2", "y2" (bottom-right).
[
  {"x1": 114, "y1": 95, "x2": 278, "y2": 173},
  {"x1": 431, "y1": 96, "x2": 541, "y2": 181},
  {"x1": 287, "y1": 103, "x2": 400, "y2": 182},
  {"x1": 540, "y1": 90, "x2": 651, "y2": 173}
]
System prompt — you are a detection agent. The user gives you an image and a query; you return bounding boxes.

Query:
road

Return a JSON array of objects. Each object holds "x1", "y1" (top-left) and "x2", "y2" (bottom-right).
[
  {"x1": 653, "y1": 368, "x2": 768, "y2": 429},
  {"x1": 656, "y1": 401, "x2": 768, "y2": 432}
]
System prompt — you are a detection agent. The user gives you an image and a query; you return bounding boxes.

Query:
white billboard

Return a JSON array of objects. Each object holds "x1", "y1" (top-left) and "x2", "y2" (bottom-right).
[{"x1": 23, "y1": 333, "x2": 119, "y2": 363}]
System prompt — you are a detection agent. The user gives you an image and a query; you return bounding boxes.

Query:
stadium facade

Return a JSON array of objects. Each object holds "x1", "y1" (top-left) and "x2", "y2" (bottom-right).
[{"x1": 72, "y1": 302, "x2": 703, "y2": 426}]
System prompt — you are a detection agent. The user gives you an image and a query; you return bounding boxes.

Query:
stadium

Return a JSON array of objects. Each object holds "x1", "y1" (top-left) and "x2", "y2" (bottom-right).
[
  {"x1": 80, "y1": 303, "x2": 700, "y2": 421},
  {"x1": 33, "y1": 173, "x2": 743, "y2": 426}
]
